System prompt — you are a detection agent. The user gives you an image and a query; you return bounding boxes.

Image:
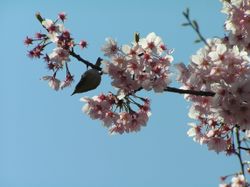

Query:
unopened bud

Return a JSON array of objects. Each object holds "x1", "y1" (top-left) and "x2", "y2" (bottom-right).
[
  {"x1": 35, "y1": 12, "x2": 44, "y2": 24},
  {"x1": 134, "y1": 32, "x2": 140, "y2": 43},
  {"x1": 247, "y1": 168, "x2": 250, "y2": 174}
]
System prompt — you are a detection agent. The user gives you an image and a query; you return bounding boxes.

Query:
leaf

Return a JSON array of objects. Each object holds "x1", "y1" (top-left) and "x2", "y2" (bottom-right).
[
  {"x1": 192, "y1": 20, "x2": 199, "y2": 30},
  {"x1": 186, "y1": 8, "x2": 190, "y2": 16},
  {"x1": 194, "y1": 39, "x2": 201, "y2": 43},
  {"x1": 181, "y1": 23, "x2": 190, "y2": 26},
  {"x1": 182, "y1": 8, "x2": 190, "y2": 18},
  {"x1": 35, "y1": 12, "x2": 44, "y2": 23}
]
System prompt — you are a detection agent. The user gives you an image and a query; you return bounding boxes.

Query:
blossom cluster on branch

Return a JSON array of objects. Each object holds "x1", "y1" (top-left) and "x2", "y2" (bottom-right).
[
  {"x1": 24, "y1": 12, "x2": 89, "y2": 91},
  {"x1": 25, "y1": 12, "x2": 174, "y2": 134},
  {"x1": 82, "y1": 93, "x2": 151, "y2": 134},
  {"x1": 24, "y1": 0, "x2": 250, "y2": 186},
  {"x1": 101, "y1": 32, "x2": 173, "y2": 94},
  {"x1": 222, "y1": 0, "x2": 250, "y2": 51},
  {"x1": 177, "y1": 38, "x2": 250, "y2": 153}
]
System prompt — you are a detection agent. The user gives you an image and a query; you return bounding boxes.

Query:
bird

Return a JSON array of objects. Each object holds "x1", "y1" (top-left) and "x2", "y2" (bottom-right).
[{"x1": 71, "y1": 68, "x2": 102, "y2": 95}]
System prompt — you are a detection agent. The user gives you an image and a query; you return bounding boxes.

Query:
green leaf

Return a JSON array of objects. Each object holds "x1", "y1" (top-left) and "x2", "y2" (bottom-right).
[
  {"x1": 181, "y1": 23, "x2": 190, "y2": 26},
  {"x1": 186, "y1": 8, "x2": 189, "y2": 16},
  {"x1": 182, "y1": 8, "x2": 190, "y2": 18},
  {"x1": 192, "y1": 20, "x2": 199, "y2": 30},
  {"x1": 194, "y1": 39, "x2": 201, "y2": 43},
  {"x1": 182, "y1": 12, "x2": 188, "y2": 18}
]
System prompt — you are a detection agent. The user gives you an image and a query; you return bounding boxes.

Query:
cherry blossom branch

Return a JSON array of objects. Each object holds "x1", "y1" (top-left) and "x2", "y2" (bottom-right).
[
  {"x1": 235, "y1": 126, "x2": 245, "y2": 176},
  {"x1": 164, "y1": 86, "x2": 215, "y2": 96},
  {"x1": 27, "y1": 4, "x2": 250, "y2": 186},
  {"x1": 69, "y1": 49, "x2": 102, "y2": 71},
  {"x1": 130, "y1": 86, "x2": 215, "y2": 97},
  {"x1": 239, "y1": 147, "x2": 250, "y2": 151},
  {"x1": 182, "y1": 8, "x2": 210, "y2": 47},
  {"x1": 35, "y1": 12, "x2": 103, "y2": 72}
]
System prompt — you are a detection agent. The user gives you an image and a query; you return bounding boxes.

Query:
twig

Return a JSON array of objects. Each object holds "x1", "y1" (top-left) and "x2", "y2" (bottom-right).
[
  {"x1": 69, "y1": 49, "x2": 102, "y2": 71},
  {"x1": 164, "y1": 86, "x2": 215, "y2": 96},
  {"x1": 235, "y1": 126, "x2": 245, "y2": 176},
  {"x1": 182, "y1": 8, "x2": 210, "y2": 47},
  {"x1": 239, "y1": 147, "x2": 250, "y2": 151}
]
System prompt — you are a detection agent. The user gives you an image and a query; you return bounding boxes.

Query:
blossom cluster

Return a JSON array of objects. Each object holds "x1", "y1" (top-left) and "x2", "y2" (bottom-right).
[
  {"x1": 220, "y1": 174, "x2": 249, "y2": 187},
  {"x1": 25, "y1": 13, "x2": 175, "y2": 134},
  {"x1": 177, "y1": 37, "x2": 250, "y2": 153},
  {"x1": 81, "y1": 32, "x2": 173, "y2": 134},
  {"x1": 176, "y1": 0, "x2": 250, "y2": 154},
  {"x1": 101, "y1": 32, "x2": 173, "y2": 94},
  {"x1": 24, "y1": 5, "x2": 250, "y2": 187},
  {"x1": 80, "y1": 32, "x2": 173, "y2": 134},
  {"x1": 25, "y1": 12, "x2": 88, "y2": 90},
  {"x1": 81, "y1": 93, "x2": 151, "y2": 134},
  {"x1": 221, "y1": 0, "x2": 250, "y2": 51}
]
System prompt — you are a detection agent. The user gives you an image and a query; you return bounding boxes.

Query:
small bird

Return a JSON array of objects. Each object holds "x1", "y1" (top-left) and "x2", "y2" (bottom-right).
[{"x1": 71, "y1": 68, "x2": 101, "y2": 95}]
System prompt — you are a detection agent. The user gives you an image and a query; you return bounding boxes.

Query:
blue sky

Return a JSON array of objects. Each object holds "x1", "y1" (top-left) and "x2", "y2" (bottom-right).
[{"x1": 0, "y1": 0, "x2": 239, "y2": 187}]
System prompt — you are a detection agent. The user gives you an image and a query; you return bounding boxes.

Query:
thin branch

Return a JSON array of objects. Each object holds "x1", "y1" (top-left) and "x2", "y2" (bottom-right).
[
  {"x1": 239, "y1": 147, "x2": 250, "y2": 151},
  {"x1": 235, "y1": 127, "x2": 245, "y2": 176},
  {"x1": 164, "y1": 86, "x2": 215, "y2": 97},
  {"x1": 182, "y1": 9, "x2": 210, "y2": 47},
  {"x1": 69, "y1": 49, "x2": 102, "y2": 71}
]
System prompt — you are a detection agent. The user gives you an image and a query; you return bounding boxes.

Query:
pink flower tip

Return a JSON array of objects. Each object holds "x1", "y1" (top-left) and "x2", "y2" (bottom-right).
[
  {"x1": 24, "y1": 36, "x2": 33, "y2": 46},
  {"x1": 58, "y1": 12, "x2": 66, "y2": 22},
  {"x1": 79, "y1": 40, "x2": 88, "y2": 49},
  {"x1": 160, "y1": 44, "x2": 166, "y2": 51},
  {"x1": 35, "y1": 32, "x2": 44, "y2": 39},
  {"x1": 220, "y1": 176, "x2": 227, "y2": 181}
]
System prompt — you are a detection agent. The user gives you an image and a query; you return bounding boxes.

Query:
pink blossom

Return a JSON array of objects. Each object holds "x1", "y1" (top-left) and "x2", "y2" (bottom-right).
[
  {"x1": 58, "y1": 12, "x2": 66, "y2": 22},
  {"x1": 231, "y1": 175, "x2": 247, "y2": 187},
  {"x1": 219, "y1": 183, "x2": 231, "y2": 187},
  {"x1": 79, "y1": 40, "x2": 88, "y2": 49},
  {"x1": 25, "y1": 13, "x2": 88, "y2": 93},
  {"x1": 101, "y1": 37, "x2": 119, "y2": 56},
  {"x1": 42, "y1": 76, "x2": 61, "y2": 91},
  {"x1": 221, "y1": 0, "x2": 250, "y2": 51},
  {"x1": 175, "y1": 63, "x2": 190, "y2": 82},
  {"x1": 42, "y1": 19, "x2": 65, "y2": 43},
  {"x1": 24, "y1": 36, "x2": 33, "y2": 46},
  {"x1": 139, "y1": 32, "x2": 165, "y2": 55},
  {"x1": 49, "y1": 47, "x2": 70, "y2": 67},
  {"x1": 60, "y1": 73, "x2": 74, "y2": 89},
  {"x1": 177, "y1": 37, "x2": 250, "y2": 151},
  {"x1": 187, "y1": 123, "x2": 205, "y2": 144},
  {"x1": 81, "y1": 93, "x2": 151, "y2": 134},
  {"x1": 206, "y1": 137, "x2": 228, "y2": 153},
  {"x1": 102, "y1": 32, "x2": 173, "y2": 95}
]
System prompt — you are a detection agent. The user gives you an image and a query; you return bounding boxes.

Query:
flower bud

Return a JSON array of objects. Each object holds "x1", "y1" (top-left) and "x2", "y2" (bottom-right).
[
  {"x1": 134, "y1": 32, "x2": 140, "y2": 43},
  {"x1": 35, "y1": 12, "x2": 44, "y2": 24}
]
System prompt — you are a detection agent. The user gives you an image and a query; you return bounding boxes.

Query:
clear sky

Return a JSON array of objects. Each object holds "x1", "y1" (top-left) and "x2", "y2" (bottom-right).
[{"x1": 0, "y1": 0, "x2": 239, "y2": 187}]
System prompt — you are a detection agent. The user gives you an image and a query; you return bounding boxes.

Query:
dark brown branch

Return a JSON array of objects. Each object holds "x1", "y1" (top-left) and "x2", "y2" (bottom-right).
[
  {"x1": 164, "y1": 86, "x2": 215, "y2": 97},
  {"x1": 239, "y1": 147, "x2": 250, "y2": 151},
  {"x1": 69, "y1": 50, "x2": 102, "y2": 71},
  {"x1": 235, "y1": 127, "x2": 245, "y2": 176}
]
